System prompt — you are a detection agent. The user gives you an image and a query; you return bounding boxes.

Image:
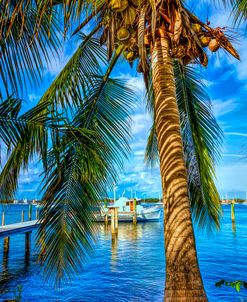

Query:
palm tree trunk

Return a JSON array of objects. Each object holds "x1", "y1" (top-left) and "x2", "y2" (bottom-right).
[{"x1": 151, "y1": 29, "x2": 208, "y2": 302}]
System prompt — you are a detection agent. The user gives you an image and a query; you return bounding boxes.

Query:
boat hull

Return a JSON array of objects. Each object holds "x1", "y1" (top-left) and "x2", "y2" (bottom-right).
[{"x1": 94, "y1": 206, "x2": 163, "y2": 222}]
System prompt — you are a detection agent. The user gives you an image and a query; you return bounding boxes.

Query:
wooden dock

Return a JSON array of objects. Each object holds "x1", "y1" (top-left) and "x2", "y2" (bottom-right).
[{"x1": 0, "y1": 220, "x2": 40, "y2": 238}]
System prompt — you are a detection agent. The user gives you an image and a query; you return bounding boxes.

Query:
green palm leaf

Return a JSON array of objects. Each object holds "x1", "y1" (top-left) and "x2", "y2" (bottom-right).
[
  {"x1": 0, "y1": 97, "x2": 67, "y2": 200},
  {"x1": 0, "y1": 97, "x2": 22, "y2": 147},
  {"x1": 39, "y1": 31, "x2": 107, "y2": 111},
  {"x1": 174, "y1": 60, "x2": 223, "y2": 231},
  {"x1": 0, "y1": 33, "x2": 107, "y2": 201},
  {"x1": 145, "y1": 60, "x2": 223, "y2": 231},
  {"x1": 0, "y1": 2, "x2": 61, "y2": 96},
  {"x1": 1, "y1": 38, "x2": 135, "y2": 283},
  {"x1": 37, "y1": 74, "x2": 135, "y2": 284},
  {"x1": 37, "y1": 127, "x2": 105, "y2": 284},
  {"x1": 224, "y1": 0, "x2": 247, "y2": 25}
]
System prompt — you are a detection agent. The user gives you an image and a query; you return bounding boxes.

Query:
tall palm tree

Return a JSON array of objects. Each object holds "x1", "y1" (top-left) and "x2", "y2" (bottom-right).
[
  {"x1": 66, "y1": 1, "x2": 239, "y2": 300},
  {"x1": 0, "y1": 1, "x2": 240, "y2": 301}
]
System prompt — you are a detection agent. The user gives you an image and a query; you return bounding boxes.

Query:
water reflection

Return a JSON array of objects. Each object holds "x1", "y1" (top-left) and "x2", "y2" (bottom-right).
[
  {"x1": 3, "y1": 252, "x2": 9, "y2": 272},
  {"x1": 106, "y1": 223, "x2": 159, "y2": 272},
  {"x1": 0, "y1": 235, "x2": 33, "y2": 294},
  {"x1": 1, "y1": 205, "x2": 247, "y2": 302},
  {"x1": 231, "y1": 220, "x2": 236, "y2": 234},
  {"x1": 111, "y1": 234, "x2": 118, "y2": 270}
]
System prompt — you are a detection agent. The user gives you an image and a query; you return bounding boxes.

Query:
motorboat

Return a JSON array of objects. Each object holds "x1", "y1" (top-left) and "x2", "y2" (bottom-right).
[{"x1": 95, "y1": 197, "x2": 163, "y2": 222}]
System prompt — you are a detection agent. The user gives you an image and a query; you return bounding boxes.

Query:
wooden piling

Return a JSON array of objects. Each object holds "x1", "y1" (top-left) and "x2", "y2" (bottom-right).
[
  {"x1": 1, "y1": 211, "x2": 5, "y2": 226},
  {"x1": 110, "y1": 208, "x2": 115, "y2": 234},
  {"x1": 2, "y1": 211, "x2": 10, "y2": 255},
  {"x1": 36, "y1": 209, "x2": 39, "y2": 220},
  {"x1": 21, "y1": 210, "x2": 24, "y2": 222},
  {"x1": 133, "y1": 199, "x2": 137, "y2": 225},
  {"x1": 4, "y1": 237, "x2": 10, "y2": 254},
  {"x1": 25, "y1": 232, "x2": 31, "y2": 253},
  {"x1": 104, "y1": 214, "x2": 108, "y2": 225},
  {"x1": 232, "y1": 220, "x2": 236, "y2": 234},
  {"x1": 133, "y1": 213, "x2": 137, "y2": 225},
  {"x1": 231, "y1": 200, "x2": 235, "y2": 222},
  {"x1": 28, "y1": 204, "x2": 32, "y2": 221},
  {"x1": 231, "y1": 200, "x2": 236, "y2": 233},
  {"x1": 114, "y1": 208, "x2": 118, "y2": 230}
]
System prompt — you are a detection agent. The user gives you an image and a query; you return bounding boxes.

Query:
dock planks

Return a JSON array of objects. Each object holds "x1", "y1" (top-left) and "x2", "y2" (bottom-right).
[{"x1": 0, "y1": 220, "x2": 40, "y2": 238}]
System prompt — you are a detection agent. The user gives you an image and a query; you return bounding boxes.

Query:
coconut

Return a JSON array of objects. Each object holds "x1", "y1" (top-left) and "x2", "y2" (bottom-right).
[
  {"x1": 117, "y1": 27, "x2": 130, "y2": 41},
  {"x1": 123, "y1": 6, "x2": 136, "y2": 25},
  {"x1": 110, "y1": 0, "x2": 129, "y2": 12},
  {"x1": 208, "y1": 39, "x2": 220, "y2": 52},
  {"x1": 198, "y1": 35, "x2": 211, "y2": 47},
  {"x1": 129, "y1": 43, "x2": 138, "y2": 52},
  {"x1": 144, "y1": 34, "x2": 149, "y2": 45},
  {"x1": 191, "y1": 23, "x2": 202, "y2": 33},
  {"x1": 126, "y1": 51, "x2": 136, "y2": 61}
]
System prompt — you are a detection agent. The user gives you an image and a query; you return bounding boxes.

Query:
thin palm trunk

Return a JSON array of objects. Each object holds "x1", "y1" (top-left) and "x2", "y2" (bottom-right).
[{"x1": 151, "y1": 28, "x2": 208, "y2": 302}]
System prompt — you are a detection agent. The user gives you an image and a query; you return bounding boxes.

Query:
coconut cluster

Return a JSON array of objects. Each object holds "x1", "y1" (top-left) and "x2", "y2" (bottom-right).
[
  {"x1": 191, "y1": 23, "x2": 220, "y2": 52},
  {"x1": 99, "y1": 0, "x2": 239, "y2": 69},
  {"x1": 108, "y1": 0, "x2": 141, "y2": 62}
]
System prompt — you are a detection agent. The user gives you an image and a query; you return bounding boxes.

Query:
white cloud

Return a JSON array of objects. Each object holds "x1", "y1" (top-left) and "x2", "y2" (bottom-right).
[
  {"x1": 134, "y1": 150, "x2": 145, "y2": 157},
  {"x1": 212, "y1": 99, "x2": 237, "y2": 118},
  {"x1": 28, "y1": 93, "x2": 41, "y2": 102},
  {"x1": 130, "y1": 137, "x2": 147, "y2": 150},
  {"x1": 45, "y1": 49, "x2": 69, "y2": 76},
  {"x1": 225, "y1": 132, "x2": 247, "y2": 137},
  {"x1": 201, "y1": 79, "x2": 214, "y2": 88},
  {"x1": 118, "y1": 74, "x2": 146, "y2": 96},
  {"x1": 222, "y1": 153, "x2": 244, "y2": 158},
  {"x1": 19, "y1": 188, "x2": 38, "y2": 192},
  {"x1": 131, "y1": 113, "x2": 152, "y2": 135}
]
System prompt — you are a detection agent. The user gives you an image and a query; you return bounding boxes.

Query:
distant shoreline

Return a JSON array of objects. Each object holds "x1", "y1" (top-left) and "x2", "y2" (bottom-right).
[
  {"x1": 221, "y1": 199, "x2": 247, "y2": 205},
  {"x1": 1, "y1": 198, "x2": 247, "y2": 206}
]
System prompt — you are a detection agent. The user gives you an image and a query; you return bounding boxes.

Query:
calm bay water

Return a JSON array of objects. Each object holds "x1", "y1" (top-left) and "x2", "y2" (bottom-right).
[{"x1": 0, "y1": 204, "x2": 246, "y2": 301}]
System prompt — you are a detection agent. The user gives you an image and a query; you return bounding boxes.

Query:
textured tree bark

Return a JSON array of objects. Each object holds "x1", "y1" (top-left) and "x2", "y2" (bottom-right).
[{"x1": 151, "y1": 30, "x2": 208, "y2": 302}]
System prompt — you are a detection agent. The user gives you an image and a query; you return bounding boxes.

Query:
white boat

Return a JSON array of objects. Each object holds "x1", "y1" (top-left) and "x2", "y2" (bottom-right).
[{"x1": 96, "y1": 197, "x2": 163, "y2": 222}]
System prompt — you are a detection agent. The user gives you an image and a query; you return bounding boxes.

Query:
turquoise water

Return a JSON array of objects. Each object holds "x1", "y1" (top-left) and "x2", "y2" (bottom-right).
[{"x1": 0, "y1": 204, "x2": 246, "y2": 301}]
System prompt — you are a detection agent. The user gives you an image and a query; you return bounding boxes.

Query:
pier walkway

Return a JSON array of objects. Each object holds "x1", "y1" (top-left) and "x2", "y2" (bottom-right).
[{"x1": 0, "y1": 220, "x2": 40, "y2": 238}]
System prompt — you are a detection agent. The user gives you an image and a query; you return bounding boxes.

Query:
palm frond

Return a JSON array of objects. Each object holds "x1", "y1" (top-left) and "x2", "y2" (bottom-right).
[
  {"x1": 0, "y1": 0, "x2": 88, "y2": 41},
  {"x1": 0, "y1": 41, "x2": 136, "y2": 283},
  {"x1": 145, "y1": 121, "x2": 159, "y2": 168},
  {"x1": 145, "y1": 60, "x2": 223, "y2": 231},
  {"x1": 39, "y1": 31, "x2": 107, "y2": 111},
  {"x1": 0, "y1": 97, "x2": 67, "y2": 200},
  {"x1": 0, "y1": 33, "x2": 108, "y2": 201},
  {"x1": 0, "y1": 2, "x2": 61, "y2": 96},
  {"x1": 175, "y1": 60, "x2": 223, "y2": 231},
  {"x1": 0, "y1": 97, "x2": 63, "y2": 148},
  {"x1": 0, "y1": 97, "x2": 22, "y2": 147},
  {"x1": 144, "y1": 82, "x2": 159, "y2": 167},
  {"x1": 37, "y1": 72, "x2": 136, "y2": 284},
  {"x1": 37, "y1": 127, "x2": 105, "y2": 284},
  {"x1": 225, "y1": 0, "x2": 247, "y2": 25}
]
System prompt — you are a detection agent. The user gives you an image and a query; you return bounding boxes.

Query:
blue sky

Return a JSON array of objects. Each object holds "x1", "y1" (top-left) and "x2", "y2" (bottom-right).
[{"x1": 2, "y1": 1, "x2": 247, "y2": 200}]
